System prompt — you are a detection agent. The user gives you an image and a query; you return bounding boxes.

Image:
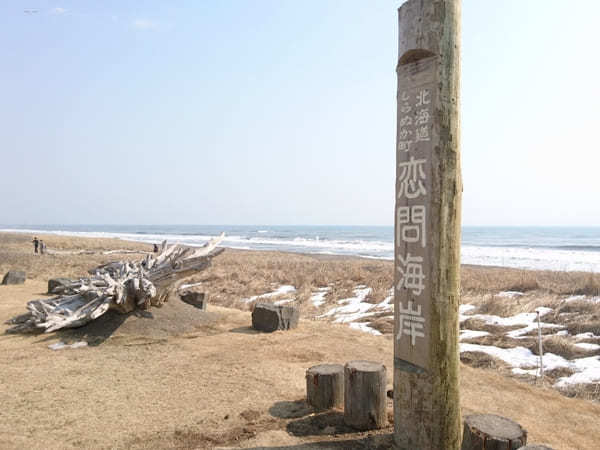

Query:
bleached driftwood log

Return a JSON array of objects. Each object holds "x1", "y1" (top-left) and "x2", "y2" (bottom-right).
[{"x1": 6, "y1": 234, "x2": 225, "y2": 333}]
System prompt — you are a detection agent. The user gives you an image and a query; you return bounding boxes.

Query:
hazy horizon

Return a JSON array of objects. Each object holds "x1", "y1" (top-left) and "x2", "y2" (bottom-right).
[{"x1": 2, "y1": 1, "x2": 599, "y2": 227}]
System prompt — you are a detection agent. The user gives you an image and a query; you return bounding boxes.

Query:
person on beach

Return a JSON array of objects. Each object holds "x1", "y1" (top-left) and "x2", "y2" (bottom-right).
[
  {"x1": 39, "y1": 240, "x2": 46, "y2": 255},
  {"x1": 32, "y1": 237, "x2": 39, "y2": 254},
  {"x1": 153, "y1": 244, "x2": 159, "y2": 253}
]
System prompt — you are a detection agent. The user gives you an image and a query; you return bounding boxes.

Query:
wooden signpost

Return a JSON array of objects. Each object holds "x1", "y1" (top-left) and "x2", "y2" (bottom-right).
[{"x1": 393, "y1": 0, "x2": 462, "y2": 448}]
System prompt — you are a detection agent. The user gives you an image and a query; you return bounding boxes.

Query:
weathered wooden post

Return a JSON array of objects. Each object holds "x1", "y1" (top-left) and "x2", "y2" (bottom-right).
[{"x1": 393, "y1": 1, "x2": 462, "y2": 449}]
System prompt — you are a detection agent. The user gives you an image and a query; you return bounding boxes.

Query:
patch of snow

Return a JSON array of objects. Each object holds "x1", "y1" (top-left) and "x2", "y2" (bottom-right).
[
  {"x1": 49, "y1": 342, "x2": 67, "y2": 350},
  {"x1": 555, "y1": 356, "x2": 600, "y2": 387},
  {"x1": 575, "y1": 332, "x2": 600, "y2": 340},
  {"x1": 554, "y1": 330, "x2": 569, "y2": 337},
  {"x1": 376, "y1": 289, "x2": 394, "y2": 312},
  {"x1": 564, "y1": 295, "x2": 586, "y2": 303},
  {"x1": 349, "y1": 322, "x2": 382, "y2": 336},
  {"x1": 459, "y1": 304, "x2": 476, "y2": 322},
  {"x1": 179, "y1": 282, "x2": 202, "y2": 291},
  {"x1": 564, "y1": 295, "x2": 600, "y2": 304},
  {"x1": 460, "y1": 330, "x2": 491, "y2": 340},
  {"x1": 49, "y1": 341, "x2": 88, "y2": 351},
  {"x1": 512, "y1": 367, "x2": 539, "y2": 376},
  {"x1": 536, "y1": 306, "x2": 554, "y2": 316},
  {"x1": 274, "y1": 299, "x2": 295, "y2": 306},
  {"x1": 318, "y1": 286, "x2": 376, "y2": 325},
  {"x1": 462, "y1": 342, "x2": 600, "y2": 388},
  {"x1": 498, "y1": 291, "x2": 524, "y2": 298},
  {"x1": 575, "y1": 342, "x2": 600, "y2": 351},
  {"x1": 460, "y1": 343, "x2": 569, "y2": 372},
  {"x1": 310, "y1": 287, "x2": 331, "y2": 308},
  {"x1": 242, "y1": 285, "x2": 296, "y2": 303},
  {"x1": 462, "y1": 307, "x2": 561, "y2": 338}
]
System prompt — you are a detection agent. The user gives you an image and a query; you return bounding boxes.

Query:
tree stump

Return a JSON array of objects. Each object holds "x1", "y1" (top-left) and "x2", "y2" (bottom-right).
[
  {"x1": 180, "y1": 291, "x2": 206, "y2": 310},
  {"x1": 2, "y1": 271, "x2": 26, "y2": 285},
  {"x1": 306, "y1": 364, "x2": 344, "y2": 411},
  {"x1": 343, "y1": 360, "x2": 387, "y2": 430},
  {"x1": 251, "y1": 302, "x2": 299, "y2": 332},
  {"x1": 461, "y1": 414, "x2": 527, "y2": 450}
]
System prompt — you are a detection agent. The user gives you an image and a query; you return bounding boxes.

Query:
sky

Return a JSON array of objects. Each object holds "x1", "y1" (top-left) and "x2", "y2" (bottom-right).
[{"x1": 1, "y1": 0, "x2": 598, "y2": 227}]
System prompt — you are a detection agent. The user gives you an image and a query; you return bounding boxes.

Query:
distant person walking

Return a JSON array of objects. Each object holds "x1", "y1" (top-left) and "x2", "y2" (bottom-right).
[
  {"x1": 153, "y1": 243, "x2": 159, "y2": 253},
  {"x1": 32, "y1": 237, "x2": 39, "y2": 254}
]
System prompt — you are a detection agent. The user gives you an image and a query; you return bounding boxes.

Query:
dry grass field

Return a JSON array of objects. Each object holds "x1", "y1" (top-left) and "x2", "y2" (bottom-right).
[{"x1": 1, "y1": 232, "x2": 600, "y2": 449}]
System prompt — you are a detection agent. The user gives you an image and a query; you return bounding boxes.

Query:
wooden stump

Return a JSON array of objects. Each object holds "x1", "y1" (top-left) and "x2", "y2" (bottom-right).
[
  {"x1": 251, "y1": 303, "x2": 299, "y2": 332},
  {"x1": 2, "y1": 271, "x2": 25, "y2": 285},
  {"x1": 462, "y1": 414, "x2": 527, "y2": 450},
  {"x1": 180, "y1": 291, "x2": 206, "y2": 310},
  {"x1": 306, "y1": 364, "x2": 344, "y2": 411},
  {"x1": 343, "y1": 360, "x2": 387, "y2": 430}
]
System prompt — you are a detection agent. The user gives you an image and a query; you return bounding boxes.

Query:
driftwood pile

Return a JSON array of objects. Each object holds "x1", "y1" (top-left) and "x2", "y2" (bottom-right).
[{"x1": 6, "y1": 235, "x2": 224, "y2": 333}]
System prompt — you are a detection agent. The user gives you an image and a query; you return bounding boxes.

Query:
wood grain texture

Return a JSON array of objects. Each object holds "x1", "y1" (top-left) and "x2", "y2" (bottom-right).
[{"x1": 394, "y1": 0, "x2": 462, "y2": 449}]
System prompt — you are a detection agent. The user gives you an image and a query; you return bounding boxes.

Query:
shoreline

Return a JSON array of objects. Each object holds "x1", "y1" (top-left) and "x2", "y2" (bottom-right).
[{"x1": 1, "y1": 229, "x2": 599, "y2": 274}]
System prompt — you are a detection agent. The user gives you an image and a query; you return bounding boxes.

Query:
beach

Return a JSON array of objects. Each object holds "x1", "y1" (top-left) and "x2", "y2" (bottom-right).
[{"x1": 1, "y1": 231, "x2": 600, "y2": 449}]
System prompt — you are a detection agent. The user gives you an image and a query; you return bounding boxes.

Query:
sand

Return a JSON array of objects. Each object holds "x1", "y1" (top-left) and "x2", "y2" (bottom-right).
[{"x1": 1, "y1": 232, "x2": 600, "y2": 449}]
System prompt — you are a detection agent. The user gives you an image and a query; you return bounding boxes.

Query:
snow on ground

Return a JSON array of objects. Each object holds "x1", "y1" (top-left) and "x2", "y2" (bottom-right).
[
  {"x1": 575, "y1": 342, "x2": 600, "y2": 351},
  {"x1": 460, "y1": 330, "x2": 490, "y2": 340},
  {"x1": 564, "y1": 295, "x2": 600, "y2": 304},
  {"x1": 310, "y1": 287, "x2": 331, "y2": 307},
  {"x1": 349, "y1": 322, "x2": 382, "y2": 336},
  {"x1": 460, "y1": 306, "x2": 561, "y2": 338},
  {"x1": 318, "y1": 286, "x2": 389, "y2": 336},
  {"x1": 459, "y1": 304, "x2": 476, "y2": 322},
  {"x1": 319, "y1": 286, "x2": 373, "y2": 323},
  {"x1": 460, "y1": 343, "x2": 569, "y2": 372},
  {"x1": 274, "y1": 299, "x2": 294, "y2": 305},
  {"x1": 459, "y1": 302, "x2": 600, "y2": 388},
  {"x1": 242, "y1": 285, "x2": 296, "y2": 303},
  {"x1": 375, "y1": 289, "x2": 394, "y2": 312},
  {"x1": 555, "y1": 357, "x2": 600, "y2": 387},
  {"x1": 498, "y1": 291, "x2": 525, "y2": 298},
  {"x1": 179, "y1": 282, "x2": 202, "y2": 291},
  {"x1": 575, "y1": 332, "x2": 600, "y2": 340},
  {"x1": 49, "y1": 341, "x2": 88, "y2": 351}
]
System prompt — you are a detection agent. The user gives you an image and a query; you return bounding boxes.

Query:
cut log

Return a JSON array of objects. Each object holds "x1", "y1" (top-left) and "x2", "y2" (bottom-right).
[
  {"x1": 2, "y1": 271, "x2": 26, "y2": 285},
  {"x1": 343, "y1": 360, "x2": 387, "y2": 430},
  {"x1": 251, "y1": 303, "x2": 299, "y2": 332},
  {"x1": 306, "y1": 363, "x2": 344, "y2": 411},
  {"x1": 180, "y1": 291, "x2": 206, "y2": 310},
  {"x1": 461, "y1": 414, "x2": 527, "y2": 450}
]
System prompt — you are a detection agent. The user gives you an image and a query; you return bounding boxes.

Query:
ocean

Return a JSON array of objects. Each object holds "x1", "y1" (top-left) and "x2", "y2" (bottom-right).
[{"x1": 1, "y1": 225, "x2": 599, "y2": 273}]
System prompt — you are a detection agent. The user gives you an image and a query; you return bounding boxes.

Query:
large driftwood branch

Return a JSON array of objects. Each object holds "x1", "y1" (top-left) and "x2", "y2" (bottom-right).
[{"x1": 6, "y1": 234, "x2": 225, "y2": 333}]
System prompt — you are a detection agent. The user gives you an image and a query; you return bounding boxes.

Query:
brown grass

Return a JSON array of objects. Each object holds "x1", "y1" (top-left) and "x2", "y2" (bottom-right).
[
  {"x1": 460, "y1": 318, "x2": 523, "y2": 335},
  {"x1": 459, "y1": 351, "x2": 508, "y2": 370},
  {"x1": 462, "y1": 265, "x2": 600, "y2": 296},
  {"x1": 567, "y1": 321, "x2": 600, "y2": 336},
  {"x1": 558, "y1": 382, "x2": 600, "y2": 403},
  {"x1": 461, "y1": 334, "x2": 535, "y2": 351},
  {"x1": 532, "y1": 336, "x2": 588, "y2": 360}
]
